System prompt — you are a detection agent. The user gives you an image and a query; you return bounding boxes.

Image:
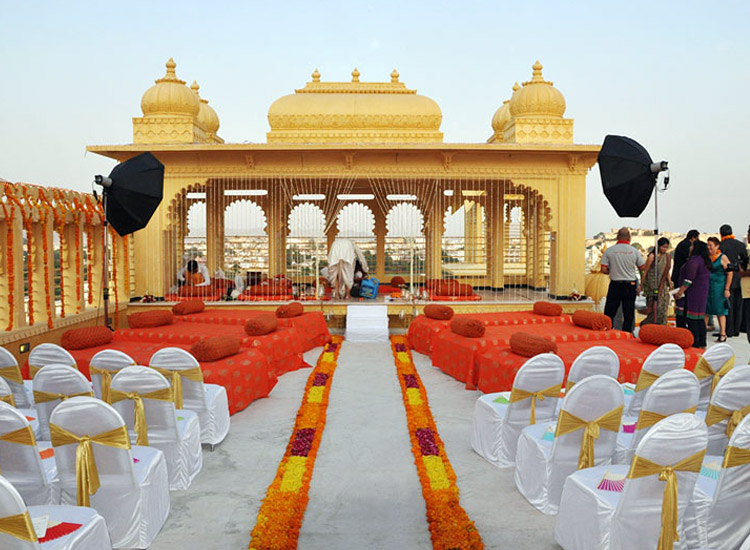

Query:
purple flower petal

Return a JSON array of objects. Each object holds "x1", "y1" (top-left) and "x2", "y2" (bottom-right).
[
  {"x1": 290, "y1": 428, "x2": 316, "y2": 456},
  {"x1": 403, "y1": 374, "x2": 420, "y2": 389},
  {"x1": 312, "y1": 373, "x2": 329, "y2": 386},
  {"x1": 415, "y1": 428, "x2": 440, "y2": 456}
]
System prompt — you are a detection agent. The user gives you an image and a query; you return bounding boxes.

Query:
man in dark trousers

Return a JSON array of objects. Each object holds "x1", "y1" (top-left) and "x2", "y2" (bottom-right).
[
  {"x1": 601, "y1": 227, "x2": 645, "y2": 333},
  {"x1": 720, "y1": 224, "x2": 749, "y2": 337},
  {"x1": 671, "y1": 230, "x2": 699, "y2": 328}
]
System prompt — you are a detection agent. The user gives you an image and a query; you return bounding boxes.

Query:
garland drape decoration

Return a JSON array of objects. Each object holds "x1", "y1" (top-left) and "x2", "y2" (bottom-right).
[
  {"x1": 1, "y1": 201, "x2": 15, "y2": 330},
  {"x1": 249, "y1": 336, "x2": 343, "y2": 549},
  {"x1": 390, "y1": 335, "x2": 484, "y2": 549}
]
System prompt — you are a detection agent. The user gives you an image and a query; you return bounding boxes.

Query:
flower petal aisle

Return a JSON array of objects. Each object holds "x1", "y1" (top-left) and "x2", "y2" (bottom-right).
[
  {"x1": 249, "y1": 336, "x2": 343, "y2": 549},
  {"x1": 390, "y1": 335, "x2": 484, "y2": 549}
]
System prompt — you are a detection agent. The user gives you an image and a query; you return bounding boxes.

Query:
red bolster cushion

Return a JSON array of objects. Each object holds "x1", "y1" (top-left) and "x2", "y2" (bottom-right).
[
  {"x1": 245, "y1": 313, "x2": 278, "y2": 336},
  {"x1": 510, "y1": 332, "x2": 559, "y2": 357},
  {"x1": 450, "y1": 317, "x2": 485, "y2": 338},
  {"x1": 172, "y1": 299, "x2": 205, "y2": 316},
  {"x1": 639, "y1": 324, "x2": 694, "y2": 349},
  {"x1": 572, "y1": 310, "x2": 612, "y2": 331},
  {"x1": 61, "y1": 326, "x2": 113, "y2": 350},
  {"x1": 423, "y1": 304, "x2": 454, "y2": 320},
  {"x1": 128, "y1": 310, "x2": 174, "y2": 328},
  {"x1": 190, "y1": 336, "x2": 241, "y2": 362},
  {"x1": 276, "y1": 302, "x2": 304, "y2": 318},
  {"x1": 390, "y1": 276, "x2": 406, "y2": 287},
  {"x1": 533, "y1": 301, "x2": 563, "y2": 316}
]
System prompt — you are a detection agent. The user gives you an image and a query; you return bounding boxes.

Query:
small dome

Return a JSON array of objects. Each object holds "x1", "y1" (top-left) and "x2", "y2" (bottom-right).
[
  {"x1": 491, "y1": 83, "x2": 520, "y2": 133},
  {"x1": 141, "y1": 58, "x2": 200, "y2": 117},
  {"x1": 190, "y1": 81, "x2": 220, "y2": 133},
  {"x1": 509, "y1": 61, "x2": 566, "y2": 118}
]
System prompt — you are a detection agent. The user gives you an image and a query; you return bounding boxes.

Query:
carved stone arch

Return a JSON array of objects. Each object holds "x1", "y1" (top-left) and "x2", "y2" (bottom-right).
[
  {"x1": 336, "y1": 202, "x2": 375, "y2": 237},
  {"x1": 288, "y1": 202, "x2": 326, "y2": 237}
]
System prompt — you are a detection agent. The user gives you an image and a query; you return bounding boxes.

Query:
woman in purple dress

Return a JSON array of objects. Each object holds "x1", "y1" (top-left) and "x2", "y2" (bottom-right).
[{"x1": 674, "y1": 240, "x2": 712, "y2": 348}]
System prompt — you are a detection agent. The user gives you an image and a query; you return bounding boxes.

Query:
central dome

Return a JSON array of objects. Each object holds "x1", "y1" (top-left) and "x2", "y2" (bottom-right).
[{"x1": 267, "y1": 69, "x2": 443, "y2": 144}]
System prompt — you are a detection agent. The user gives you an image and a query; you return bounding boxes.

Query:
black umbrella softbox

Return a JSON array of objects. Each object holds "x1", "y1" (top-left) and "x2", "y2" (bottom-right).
[
  {"x1": 105, "y1": 152, "x2": 164, "y2": 236},
  {"x1": 598, "y1": 135, "x2": 656, "y2": 217}
]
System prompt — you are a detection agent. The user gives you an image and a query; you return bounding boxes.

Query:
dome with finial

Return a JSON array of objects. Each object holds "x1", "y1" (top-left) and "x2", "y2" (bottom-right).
[
  {"x1": 141, "y1": 58, "x2": 200, "y2": 117},
  {"x1": 190, "y1": 81, "x2": 220, "y2": 133},
  {"x1": 491, "y1": 82, "x2": 520, "y2": 134},
  {"x1": 509, "y1": 61, "x2": 566, "y2": 118}
]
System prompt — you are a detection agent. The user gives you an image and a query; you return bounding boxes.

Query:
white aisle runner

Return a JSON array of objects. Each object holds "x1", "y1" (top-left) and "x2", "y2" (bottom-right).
[{"x1": 299, "y1": 341, "x2": 431, "y2": 549}]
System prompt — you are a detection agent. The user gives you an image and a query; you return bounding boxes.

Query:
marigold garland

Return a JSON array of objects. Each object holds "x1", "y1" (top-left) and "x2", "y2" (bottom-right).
[
  {"x1": 39, "y1": 209, "x2": 53, "y2": 329},
  {"x1": 390, "y1": 335, "x2": 484, "y2": 549},
  {"x1": 249, "y1": 336, "x2": 343, "y2": 549},
  {"x1": 23, "y1": 216, "x2": 34, "y2": 326},
  {"x1": 1, "y1": 201, "x2": 15, "y2": 330}
]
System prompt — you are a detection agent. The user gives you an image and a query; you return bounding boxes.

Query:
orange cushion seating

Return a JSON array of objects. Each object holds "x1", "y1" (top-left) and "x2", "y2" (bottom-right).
[
  {"x1": 190, "y1": 336, "x2": 242, "y2": 362},
  {"x1": 61, "y1": 326, "x2": 113, "y2": 350},
  {"x1": 172, "y1": 299, "x2": 205, "y2": 315},
  {"x1": 165, "y1": 293, "x2": 221, "y2": 302},
  {"x1": 407, "y1": 316, "x2": 453, "y2": 356},
  {"x1": 450, "y1": 317, "x2": 485, "y2": 338},
  {"x1": 390, "y1": 276, "x2": 406, "y2": 287},
  {"x1": 116, "y1": 322, "x2": 251, "y2": 346},
  {"x1": 246, "y1": 283, "x2": 292, "y2": 297},
  {"x1": 572, "y1": 310, "x2": 612, "y2": 331},
  {"x1": 245, "y1": 314, "x2": 278, "y2": 336},
  {"x1": 424, "y1": 304, "x2": 454, "y2": 320},
  {"x1": 128, "y1": 310, "x2": 173, "y2": 328},
  {"x1": 238, "y1": 293, "x2": 294, "y2": 301},
  {"x1": 427, "y1": 291, "x2": 482, "y2": 301},
  {"x1": 277, "y1": 312, "x2": 332, "y2": 351},
  {"x1": 533, "y1": 301, "x2": 563, "y2": 316},
  {"x1": 276, "y1": 302, "x2": 304, "y2": 318},
  {"x1": 639, "y1": 324, "x2": 694, "y2": 349},
  {"x1": 509, "y1": 332, "x2": 558, "y2": 357},
  {"x1": 178, "y1": 285, "x2": 219, "y2": 298}
]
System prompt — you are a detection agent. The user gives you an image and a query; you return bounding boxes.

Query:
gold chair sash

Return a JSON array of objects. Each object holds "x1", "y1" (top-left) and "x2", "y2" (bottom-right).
[
  {"x1": 50, "y1": 423, "x2": 131, "y2": 507},
  {"x1": 0, "y1": 394, "x2": 15, "y2": 407},
  {"x1": 555, "y1": 405, "x2": 624, "y2": 469},
  {"x1": 509, "y1": 383, "x2": 562, "y2": 425},
  {"x1": 0, "y1": 365, "x2": 23, "y2": 385},
  {"x1": 634, "y1": 369, "x2": 660, "y2": 393},
  {"x1": 705, "y1": 404, "x2": 750, "y2": 438},
  {"x1": 150, "y1": 366, "x2": 203, "y2": 409},
  {"x1": 109, "y1": 387, "x2": 174, "y2": 446},
  {"x1": 564, "y1": 379, "x2": 575, "y2": 393},
  {"x1": 694, "y1": 355, "x2": 735, "y2": 397},
  {"x1": 723, "y1": 446, "x2": 750, "y2": 469},
  {"x1": 0, "y1": 425, "x2": 37, "y2": 474},
  {"x1": 627, "y1": 450, "x2": 706, "y2": 550},
  {"x1": 0, "y1": 511, "x2": 37, "y2": 542},
  {"x1": 89, "y1": 365, "x2": 130, "y2": 403},
  {"x1": 29, "y1": 362, "x2": 78, "y2": 379},
  {"x1": 636, "y1": 407, "x2": 698, "y2": 431},
  {"x1": 33, "y1": 389, "x2": 93, "y2": 404}
]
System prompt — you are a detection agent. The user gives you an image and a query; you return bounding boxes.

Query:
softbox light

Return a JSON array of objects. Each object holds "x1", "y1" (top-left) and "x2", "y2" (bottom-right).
[{"x1": 598, "y1": 135, "x2": 656, "y2": 218}]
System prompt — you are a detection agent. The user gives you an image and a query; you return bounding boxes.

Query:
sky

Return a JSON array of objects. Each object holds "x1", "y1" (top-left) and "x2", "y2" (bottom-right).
[{"x1": 1, "y1": 0, "x2": 749, "y2": 237}]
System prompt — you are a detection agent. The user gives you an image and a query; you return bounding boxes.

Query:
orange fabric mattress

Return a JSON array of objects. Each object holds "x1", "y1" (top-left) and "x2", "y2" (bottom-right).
[
  {"x1": 165, "y1": 294, "x2": 222, "y2": 302},
  {"x1": 427, "y1": 292, "x2": 482, "y2": 301}
]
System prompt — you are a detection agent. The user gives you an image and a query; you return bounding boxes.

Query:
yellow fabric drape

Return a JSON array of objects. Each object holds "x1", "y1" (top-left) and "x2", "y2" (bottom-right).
[
  {"x1": 705, "y1": 404, "x2": 750, "y2": 438},
  {"x1": 0, "y1": 425, "x2": 37, "y2": 474},
  {"x1": 0, "y1": 394, "x2": 15, "y2": 406},
  {"x1": 0, "y1": 511, "x2": 37, "y2": 542},
  {"x1": 33, "y1": 390, "x2": 93, "y2": 404},
  {"x1": 0, "y1": 365, "x2": 23, "y2": 385},
  {"x1": 89, "y1": 365, "x2": 131, "y2": 403},
  {"x1": 636, "y1": 407, "x2": 698, "y2": 431},
  {"x1": 564, "y1": 379, "x2": 575, "y2": 393},
  {"x1": 722, "y1": 445, "x2": 750, "y2": 469},
  {"x1": 555, "y1": 405, "x2": 624, "y2": 469},
  {"x1": 634, "y1": 369, "x2": 660, "y2": 393},
  {"x1": 49, "y1": 423, "x2": 131, "y2": 507},
  {"x1": 627, "y1": 450, "x2": 706, "y2": 550},
  {"x1": 509, "y1": 383, "x2": 562, "y2": 425},
  {"x1": 150, "y1": 366, "x2": 203, "y2": 409},
  {"x1": 109, "y1": 387, "x2": 174, "y2": 446},
  {"x1": 693, "y1": 355, "x2": 735, "y2": 396}
]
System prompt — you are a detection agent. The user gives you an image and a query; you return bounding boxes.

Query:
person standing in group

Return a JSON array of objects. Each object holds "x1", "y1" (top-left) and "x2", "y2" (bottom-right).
[
  {"x1": 671, "y1": 229, "x2": 699, "y2": 328},
  {"x1": 641, "y1": 237, "x2": 672, "y2": 325},
  {"x1": 718, "y1": 224, "x2": 749, "y2": 337},
  {"x1": 601, "y1": 227, "x2": 645, "y2": 332},
  {"x1": 674, "y1": 240, "x2": 711, "y2": 348},
  {"x1": 740, "y1": 225, "x2": 750, "y2": 343},
  {"x1": 705, "y1": 236, "x2": 733, "y2": 342}
]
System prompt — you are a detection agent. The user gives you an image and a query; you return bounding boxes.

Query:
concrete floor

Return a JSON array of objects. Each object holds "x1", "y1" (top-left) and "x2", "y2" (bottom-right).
[{"x1": 149, "y1": 334, "x2": 750, "y2": 550}]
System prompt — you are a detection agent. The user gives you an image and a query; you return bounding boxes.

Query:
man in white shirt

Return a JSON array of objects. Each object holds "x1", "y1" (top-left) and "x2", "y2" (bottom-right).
[{"x1": 600, "y1": 227, "x2": 645, "y2": 332}]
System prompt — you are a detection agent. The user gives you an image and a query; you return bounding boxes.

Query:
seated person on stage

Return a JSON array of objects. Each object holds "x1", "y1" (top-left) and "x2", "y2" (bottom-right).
[{"x1": 177, "y1": 259, "x2": 211, "y2": 287}]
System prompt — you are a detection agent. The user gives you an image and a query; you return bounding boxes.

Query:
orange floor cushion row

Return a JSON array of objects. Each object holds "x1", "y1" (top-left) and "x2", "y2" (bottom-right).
[
  {"x1": 474, "y1": 339, "x2": 704, "y2": 394},
  {"x1": 430, "y1": 322, "x2": 633, "y2": 390},
  {"x1": 426, "y1": 292, "x2": 483, "y2": 301},
  {"x1": 164, "y1": 294, "x2": 222, "y2": 302}
]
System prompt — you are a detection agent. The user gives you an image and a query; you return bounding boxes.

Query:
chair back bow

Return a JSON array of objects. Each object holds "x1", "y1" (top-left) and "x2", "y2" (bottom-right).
[
  {"x1": 634, "y1": 369, "x2": 660, "y2": 393},
  {"x1": 89, "y1": 364, "x2": 131, "y2": 403},
  {"x1": 510, "y1": 383, "x2": 562, "y2": 425},
  {"x1": 33, "y1": 389, "x2": 93, "y2": 404},
  {"x1": 723, "y1": 445, "x2": 750, "y2": 469},
  {"x1": 627, "y1": 450, "x2": 706, "y2": 550},
  {"x1": 636, "y1": 407, "x2": 697, "y2": 431},
  {"x1": 50, "y1": 423, "x2": 131, "y2": 507},
  {"x1": 0, "y1": 365, "x2": 23, "y2": 385},
  {"x1": 109, "y1": 387, "x2": 174, "y2": 446},
  {"x1": 150, "y1": 366, "x2": 203, "y2": 409},
  {"x1": 556, "y1": 405, "x2": 623, "y2": 469},
  {"x1": 705, "y1": 404, "x2": 750, "y2": 438},
  {"x1": 0, "y1": 425, "x2": 37, "y2": 474},
  {"x1": 0, "y1": 394, "x2": 15, "y2": 407},
  {"x1": 694, "y1": 355, "x2": 735, "y2": 396},
  {"x1": 0, "y1": 511, "x2": 37, "y2": 542}
]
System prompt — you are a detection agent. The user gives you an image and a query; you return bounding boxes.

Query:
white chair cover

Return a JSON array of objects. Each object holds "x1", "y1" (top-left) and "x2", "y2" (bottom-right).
[
  {"x1": 25, "y1": 345, "x2": 78, "y2": 408},
  {"x1": 0, "y1": 474, "x2": 111, "y2": 550},
  {"x1": 0, "y1": 402, "x2": 59, "y2": 505},
  {"x1": 515, "y1": 375, "x2": 624, "y2": 514},
  {"x1": 0, "y1": 377, "x2": 39, "y2": 438},
  {"x1": 613, "y1": 369, "x2": 700, "y2": 465},
  {"x1": 741, "y1": 532, "x2": 750, "y2": 550},
  {"x1": 694, "y1": 343, "x2": 735, "y2": 411},
  {"x1": 149, "y1": 347, "x2": 230, "y2": 446},
  {"x1": 623, "y1": 343, "x2": 685, "y2": 417},
  {"x1": 0, "y1": 347, "x2": 32, "y2": 409},
  {"x1": 471, "y1": 353, "x2": 564, "y2": 468},
  {"x1": 88, "y1": 349, "x2": 136, "y2": 402},
  {"x1": 51, "y1": 397, "x2": 170, "y2": 549},
  {"x1": 704, "y1": 365, "x2": 750, "y2": 456},
  {"x1": 111, "y1": 366, "x2": 203, "y2": 490},
  {"x1": 684, "y1": 414, "x2": 750, "y2": 550},
  {"x1": 565, "y1": 346, "x2": 620, "y2": 390},
  {"x1": 554, "y1": 413, "x2": 707, "y2": 550},
  {"x1": 32, "y1": 366, "x2": 92, "y2": 442}
]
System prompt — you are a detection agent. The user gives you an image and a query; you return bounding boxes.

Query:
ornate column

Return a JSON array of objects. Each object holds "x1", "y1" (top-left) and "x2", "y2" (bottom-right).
[
  {"x1": 488, "y1": 196, "x2": 505, "y2": 290},
  {"x1": 29, "y1": 220, "x2": 55, "y2": 326},
  {"x1": 0, "y1": 214, "x2": 25, "y2": 329},
  {"x1": 425, "y1": 209, "x2": 443, "y2": 280},
  {"x1": 61, "y1": 221, "x2": 84, "y2": 315},
  {"x1": 266, "y1": 194, "x2": 288, "y2": 277},
  {"x1": 205, "y1": 182, "x2": 225, "y2": 275},
  {"x1": 550, "y1": 172, "x2": 586, "y2": 297},
  {"x1": 374, "y1": 208, "x2": 386, "y2": 280}
]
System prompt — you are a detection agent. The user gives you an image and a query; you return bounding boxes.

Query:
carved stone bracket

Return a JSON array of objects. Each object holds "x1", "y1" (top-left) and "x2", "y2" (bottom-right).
[
  {"x1": 344, "y1": 152, "x2": 356, "y2": 170},
  {"x1": 441, "y1": 152, "x2": 454, "y2": 172},
  {"x1": 245, "y1": 154, "x2": 255, "y2": 170}
]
